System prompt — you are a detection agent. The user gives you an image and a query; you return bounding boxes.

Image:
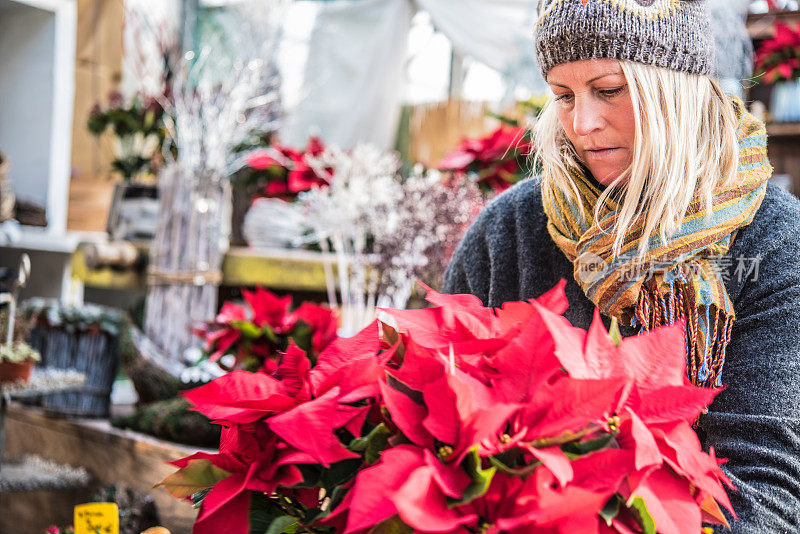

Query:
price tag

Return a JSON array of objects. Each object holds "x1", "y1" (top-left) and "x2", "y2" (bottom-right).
[{"x1": 74, "y1": 502, "x2": 119, "y2": 534}]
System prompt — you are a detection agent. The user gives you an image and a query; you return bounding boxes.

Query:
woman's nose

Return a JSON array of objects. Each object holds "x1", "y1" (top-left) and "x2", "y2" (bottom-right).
[{"x1": 572, "y1": 96, "x2": 604, "y2": 136}]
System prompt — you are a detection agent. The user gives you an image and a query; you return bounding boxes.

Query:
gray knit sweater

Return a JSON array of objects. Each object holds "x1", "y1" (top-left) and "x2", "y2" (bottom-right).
[{"x1": 442, "y1": 177, "x2": 800, "y2": 533}]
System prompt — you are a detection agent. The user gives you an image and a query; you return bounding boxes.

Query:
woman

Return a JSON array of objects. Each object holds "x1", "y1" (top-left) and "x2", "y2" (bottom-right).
[{"x1": 443, "y1": 1, "x2": 800, "y2": 532}]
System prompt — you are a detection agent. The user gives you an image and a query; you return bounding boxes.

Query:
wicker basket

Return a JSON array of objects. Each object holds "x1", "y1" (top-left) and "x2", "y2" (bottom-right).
[
  {"x1": 22, "y1": 300, "x2": 123, "y2": 418},
  {"x1": 27, "y1": 325, "x2": 119, "y2": 417},
  {"x1": 0, "y1": 151, "x2": 14, "y2": 223}
]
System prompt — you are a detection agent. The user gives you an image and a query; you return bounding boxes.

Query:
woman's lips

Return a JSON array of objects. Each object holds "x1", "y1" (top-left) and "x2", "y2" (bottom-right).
[{"x1": 584, "y1": 147, "x2": 621, "y2": 160}]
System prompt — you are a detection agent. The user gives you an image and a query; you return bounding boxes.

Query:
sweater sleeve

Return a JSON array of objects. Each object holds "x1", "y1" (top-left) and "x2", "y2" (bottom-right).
[{"x1": 701, "y1": 203, "x2": 800, "y2": 533}]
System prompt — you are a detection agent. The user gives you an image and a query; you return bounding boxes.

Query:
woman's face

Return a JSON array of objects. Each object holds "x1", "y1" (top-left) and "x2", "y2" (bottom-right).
[{"x1": 547, "y1": 59, "x2": 636, "y2": 186}]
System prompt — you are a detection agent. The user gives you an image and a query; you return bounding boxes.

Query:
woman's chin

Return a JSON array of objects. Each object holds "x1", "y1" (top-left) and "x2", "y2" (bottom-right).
[{"x1": 588, "y1": 166, "x2": 627, "y2": 187}]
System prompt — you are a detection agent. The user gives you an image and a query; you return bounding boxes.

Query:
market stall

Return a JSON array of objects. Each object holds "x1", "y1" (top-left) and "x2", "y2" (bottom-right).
[{"x1": 1, "y1": 0, "x2": 798, "y2": 532}]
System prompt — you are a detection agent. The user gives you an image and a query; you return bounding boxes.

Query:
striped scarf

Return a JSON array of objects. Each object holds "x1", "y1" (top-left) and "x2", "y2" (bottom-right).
[{"x1": 541, "y1": 99, "x2": 772, "y2": 388}]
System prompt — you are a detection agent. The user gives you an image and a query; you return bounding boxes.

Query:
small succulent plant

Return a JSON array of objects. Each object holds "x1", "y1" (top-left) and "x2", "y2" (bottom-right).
[{"x1": 0, "y1": 342, "x2": 41, "y2": 363}]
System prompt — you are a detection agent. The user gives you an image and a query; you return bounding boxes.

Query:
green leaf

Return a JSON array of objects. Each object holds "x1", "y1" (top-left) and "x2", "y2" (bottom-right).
[
  {"x1": 450, "y1": 448, "x2": 496, "y2": 506},
  {"x1": 349, "y1": 437, "x2": 369, "y2": 452},
  {"x1": 484, "y1": 110, "x2": 520, "y2": 128},
  {"x1": 627, "y1": 496, "x2": 657, "y2": 534},
  {"x1": 232, "y1": 320, "x2": 264, "y2": 340},
  {"x1": 561, "y1": 431, "x2": 617, "y2": 456},
  {"x1": 290, "y1": 321, "x2": 314, "y2": 357},
  {"x1": 609, "y1": 317, "x2": 622, "y2": 347},
  {"x1": 262, "y1": 324, "x2": 278, "y2": 343},
  {"x1": 301, "y1": 509, "x2": 327, "y2": 527},
  {"x1": 488, "y1": 454, "x2": 541, "y2": 477},
  {"x1": 365, "y1": 425, "x2": 392, "y2": 464},
  {"x1": 155, "y1": 459, "x2": 230, "y2": 499},
  {"x1": 367, "y1": 515, "x2": 413, "y2": 534},
  {"x1": 144, "y1": 108, "x2": 155, "y2": 130},
  {"x1": 191, "y1": 488, "x2": 211, "y2": 510},
  {"x1": 249, "y1": 493, "x2": 285, "y2": 534},
  {"x1": 319, "y1": 458, "x2": 364, "y2": 492},
  {"x1": 302, "y1": 485, "x2": 349, "y2": 526},
  {"x1": 295, "y1": 464, "x2": 322, "y2": 488},
  {"x1": 599, "y1": 495, "x2": 621, "y2": 527},
  {"x1": 87, "y1": 114, "x2": 106, "y2": 135},
  {"x1": 348, "y1": 423, "x2": 392, "y2": 464},
  {"x1": 264, "y1": 515, "x2": 300, "y2": 534},
  {"x1": 327, "y1": 484, "x2": 349, "y2": 514}
]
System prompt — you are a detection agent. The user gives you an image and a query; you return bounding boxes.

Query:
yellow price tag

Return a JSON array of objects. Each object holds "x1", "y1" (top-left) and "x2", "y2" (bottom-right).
[{"x1": 73, "y1": 502, "x2": 119, "y2": 534}]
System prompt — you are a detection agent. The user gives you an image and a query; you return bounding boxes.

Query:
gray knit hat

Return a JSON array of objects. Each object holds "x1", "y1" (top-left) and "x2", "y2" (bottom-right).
[{"x1": 534, "y1": 0, "x2": 716, "y2": 79}]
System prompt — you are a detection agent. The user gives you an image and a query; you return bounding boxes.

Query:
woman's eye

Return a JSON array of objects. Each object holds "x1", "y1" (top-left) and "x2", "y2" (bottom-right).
[
  {"x1": 598, "y1": 87, "x2": 623, "y2": 97},
  {"x1": 555, "y1": 93, "x2": 574, "y2": 104}
]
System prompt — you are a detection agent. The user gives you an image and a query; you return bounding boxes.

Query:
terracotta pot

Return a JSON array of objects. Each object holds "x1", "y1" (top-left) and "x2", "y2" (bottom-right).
[{"x1": 0, "y1": 359, "x2": 34, "y2": 384}]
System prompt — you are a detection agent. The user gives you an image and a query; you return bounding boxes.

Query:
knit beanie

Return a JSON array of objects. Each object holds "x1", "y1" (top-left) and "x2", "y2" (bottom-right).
[{"x1": 534, "y1": 0, "x2": 716, "y2": 79}]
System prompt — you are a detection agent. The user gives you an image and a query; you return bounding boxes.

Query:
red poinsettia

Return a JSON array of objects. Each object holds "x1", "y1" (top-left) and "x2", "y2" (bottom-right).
[
  {"x1": 755, "y1": 21, "x2": 800, "y2": 83},
  {"x1": 163, "y1": 281, "x2": 735, "y2": 534},
  {"x1": 439, "y1": 126, "x2": 534, "y2": 194},
  {"x1": 243, "y1": 137, "x2": 331, "y2": 199},
  {"x1": 158, "y1": 421, "x2": 315, "y2": 534},
  {"x1": 194, "y1": 287, "x2": 338, "y2": 371}
]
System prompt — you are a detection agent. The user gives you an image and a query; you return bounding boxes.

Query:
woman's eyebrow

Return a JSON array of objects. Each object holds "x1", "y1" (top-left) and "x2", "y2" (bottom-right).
[{"x1": 548, "y1": 72, "x2": 624, "y2": 88}]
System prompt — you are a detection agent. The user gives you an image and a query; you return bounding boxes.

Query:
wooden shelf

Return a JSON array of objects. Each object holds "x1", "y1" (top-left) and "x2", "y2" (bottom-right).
[
  {"x1": 70, "y1": 247, "x2": 147, "y2": 291},
  {"x1": 766, "y1": 122, "x2": 800, "y2": 137},
  {"x1": 72, "y1": 245, "x2": 338, "y2": 292},
  {"x1": 747, "y1": 10, "x2": 800, "y2": 40},
  {"x1": 221, "y1": 246, "x2": 337, "y2": 291}
]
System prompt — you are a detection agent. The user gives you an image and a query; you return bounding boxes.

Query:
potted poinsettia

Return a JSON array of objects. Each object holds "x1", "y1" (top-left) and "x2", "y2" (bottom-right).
[
  {"x1": 161, "y1": 280, "x2": 735, "y2": 534},
  {"x1": 242, "y1": 136, "x2": 330, "y2": 199},
  {"x1": 192, "y1": 287, "x2": 338, "y2": 373},
  {"x1": 754, "y1": 21, "x2": 800, "y2": 122},
  {"x1": 231, "y1": 137, "x2": 331, "y2": 246},
  {"x1": 438, "y1": 125, "x2": 534, "y2": 195}
]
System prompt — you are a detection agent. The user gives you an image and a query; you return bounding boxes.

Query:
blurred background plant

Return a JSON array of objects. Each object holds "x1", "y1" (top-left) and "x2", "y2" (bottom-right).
[
  {"x1": 437, "y1": 99, "x2": 542, "y2": 194},
  {"x1": 191, "y1": 286, "x2": 338, "y2": 373},
  {"x1": 239, "y1": 136, "x2": 331, "y2": 200},
  {"x1": 87, "y1": 91, "x2": 169, "y2": 182},
  {"x1": 754, "y1": 21, "x2": 800, "y2": 82}
]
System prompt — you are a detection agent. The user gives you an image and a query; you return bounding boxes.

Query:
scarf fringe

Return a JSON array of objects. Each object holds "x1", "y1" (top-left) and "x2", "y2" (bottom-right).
[{"x1": 634, "y1": 280, "x2": 732, "y2": 389}]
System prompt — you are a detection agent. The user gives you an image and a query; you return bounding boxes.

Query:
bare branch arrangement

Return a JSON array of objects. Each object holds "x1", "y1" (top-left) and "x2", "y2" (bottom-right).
[
  {"x1": 144, "y1": 0, "x2": 286, "y2": 362},
  {"x1": 297, "y1": 144, "x2": 403, "y2": 335},
  {"x1": 369, "y1": 168, "x2": 484, "y2": 310},
  {"x1": 295, "y1": 146, "x2": 483, "y2": 335}
]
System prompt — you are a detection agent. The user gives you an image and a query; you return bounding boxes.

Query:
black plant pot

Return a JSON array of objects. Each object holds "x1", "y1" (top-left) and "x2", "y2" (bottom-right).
[{"x1": 107, "y1": 182, "x2": 160, "y2": 242}]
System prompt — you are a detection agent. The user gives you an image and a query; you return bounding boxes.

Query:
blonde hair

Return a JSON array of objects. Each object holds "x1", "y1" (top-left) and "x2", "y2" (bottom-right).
[{"x1": 532, "y1": 60, "x2": 740, "y2": 262}]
